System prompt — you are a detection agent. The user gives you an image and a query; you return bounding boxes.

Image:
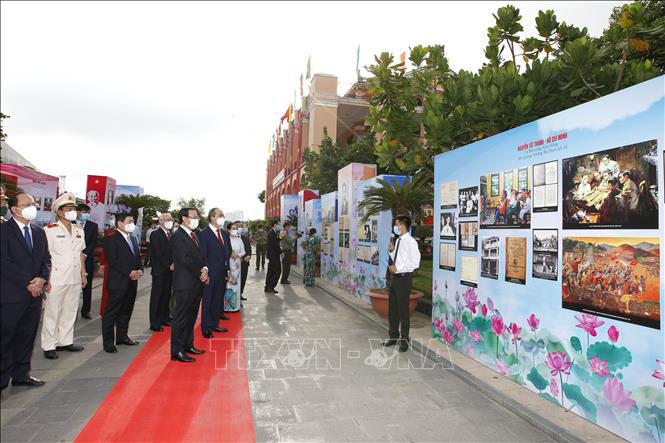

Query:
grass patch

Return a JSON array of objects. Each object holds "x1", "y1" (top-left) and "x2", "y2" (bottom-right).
[{"x1": 413, "y1": 258, "x2": 432, "y2": 299}]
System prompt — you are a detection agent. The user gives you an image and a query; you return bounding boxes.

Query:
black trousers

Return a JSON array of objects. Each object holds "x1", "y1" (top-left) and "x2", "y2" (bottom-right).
[
  {"x1": 240, "y1": 262, "x2": 249, "y2": 294},
  {"x1": 201, "y1": 277, "x2": 225, "y2": 334},
  {"x1": 143, "y1": 243, "x2": 151, "y2": 266},
  {"x1": 171, "y1": 283, "x2": 203, "y2": 356},
  {"x1": 81, "y1": 256, "x2": 95, "y2": 315},
  {"x1": 255, "y1": 245, "x2": 266, "y2": 269},
  {"x1": 1, "y1": 297, "x2": 41, "y2": 388},
  {"x1": 265, "y1": 258, "x2": 281, "y2": 290},
  {"x1": 280, "y1": 251, "x2": 292, "y2": 283},
  {"x1": 388, "y1": 273, "x2": 412, "y2": 340},
  {"x1": 102, "y1": 282, "x2": 138, "y2": 347},
  {"x1": 149, "y1": 270, "x2": 173, "y2": 329}
]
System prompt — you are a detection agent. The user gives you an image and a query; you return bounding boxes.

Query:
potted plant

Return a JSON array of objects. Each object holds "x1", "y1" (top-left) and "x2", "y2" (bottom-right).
[{"x1": 358, "y1": 173, "x2": 431, "y2": 318}]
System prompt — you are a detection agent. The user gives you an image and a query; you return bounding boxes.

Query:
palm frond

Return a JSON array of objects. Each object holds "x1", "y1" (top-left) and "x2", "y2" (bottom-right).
[{"x1": 357, "y1": 174, "x2": 433, "y2": 224}]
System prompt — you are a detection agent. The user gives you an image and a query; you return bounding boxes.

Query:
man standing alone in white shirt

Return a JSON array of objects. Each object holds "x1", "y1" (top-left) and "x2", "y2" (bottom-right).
[{"x1": 383, "y1": 215, "x2": 421, "y2": 352}]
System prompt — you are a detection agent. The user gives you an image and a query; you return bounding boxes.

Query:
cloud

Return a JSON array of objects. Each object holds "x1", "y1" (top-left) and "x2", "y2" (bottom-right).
[{"x1": 537, "y1": 77, "x2": 665, "y2": 134}]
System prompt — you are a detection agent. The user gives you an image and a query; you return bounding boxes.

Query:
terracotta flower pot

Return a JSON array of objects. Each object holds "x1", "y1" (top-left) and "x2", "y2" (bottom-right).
[{"x1": 365, "y1": 288, "x2": 425, "y2": 319}]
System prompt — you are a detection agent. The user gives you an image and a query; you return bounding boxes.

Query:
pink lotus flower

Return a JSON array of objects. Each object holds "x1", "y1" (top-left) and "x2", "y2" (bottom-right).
[
  {"x1": 589, "y1": 357, "x2": 610, "y2": 378},
  {"x1": 496, "y1": 359, "x2": 510, "y2": 376},
  {"x1": 607, "y1": 326, "x2": 619, "y2": 344},
  {"x1": 550, "y1": 378, "x2": 559, "y2": 397},
  {"x1": 453, "y1": 319, "x2": 464, "y2": 335},
  {"x1": 434, "y1": 318, "x2": 445, "y2": 334},
  {"x1": 463, "y1": 287, "x2": 480, "y2": 314},
  {"x1": 527, "y1": 314, "x2": 540, "y2": 332},
  {"x1": 491, "y1": 316, "x2": 504, "y2": 336},
  {"x1": 545, "y1": 352, "x2": 571, "y2": 376},
  {"x1": 465, "y1": 343, "x2": 475, "y2": 357},
  {"x1": 471, "y1": 329, "x2": 483, "y2": 344},
  {"x1": 652, "y1": 359, "x2": 665, "y2": 387},
  {"x1": 481, "y1": 304, "x2": 488, "y2": 317},
  {"x1": 575, "y1": 314, "x2": 605, "y2": 337},
  {"x1": 506, "y1": 322, "x2": 522, "y2": 344},
  {"x1": 487, "y1": 297, "x2": 494, "y2": 312},
  {"x1": 443, "y1": 328, "x2": 453, "y2": 344},
  {"x1": 603, "y1": 377, "x2": 636, "y2": 412}
]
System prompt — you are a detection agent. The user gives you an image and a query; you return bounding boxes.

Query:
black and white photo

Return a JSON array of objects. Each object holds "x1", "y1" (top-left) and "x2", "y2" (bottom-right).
[{"x1": 458, "y1": 186, "x2": 478, "y2": 217}]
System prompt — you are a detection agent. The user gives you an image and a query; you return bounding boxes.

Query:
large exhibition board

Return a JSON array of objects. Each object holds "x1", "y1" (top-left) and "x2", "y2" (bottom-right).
[
  {"x1": 320, "y1": 191, "x2": 339, "y2": 285},
  {"x1": 433, "y1": 76, "x2": 664, "y2": 441},
  {"x1": 295, "y1": 189, "x2": 319, "y2": 270}
]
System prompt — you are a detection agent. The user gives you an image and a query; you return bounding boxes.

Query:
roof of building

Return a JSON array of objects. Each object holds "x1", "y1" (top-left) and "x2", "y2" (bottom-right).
[{"x1": 0, "y1": 141, "x2": 39, "y2": 171}]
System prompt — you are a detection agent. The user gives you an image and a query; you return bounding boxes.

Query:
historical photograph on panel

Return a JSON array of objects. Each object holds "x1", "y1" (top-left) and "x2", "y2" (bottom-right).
[
  {"x1": 371, "y1": 219, "x2": 378, "y2": 243},
  {"x1": 533, "y1": 160, "x2": 558, "y2": 212},
  {"x1": 562, "y1": 237, "x2": 660, "y2": 329},
  {"x1": 370, "y1": 246, "x2": 379, "y2": 266},
  {"x1": 439, "y1": 211, "x2": 457, "y2": 240},
  {"x1": 458, "y1": 186, "x2": 479, "y2": 217},
  {"x1": 458, "y1": 221, "x2": 478, "y2": 251},
  {"x1": 505, "y1": 237, "x2": 527, "y2": 285},
  {"x1": 364, "y1": 224, "x2": 371, "y2": 243},
  {"x1": 440, "y1": 180, "x2": 458, "y2": 209},
  {"x1": 480, "y1": 167, "x2": 531, "y2": 229},
  {"x1": 460, "y1": 256, "x2": 479, "y2": 288},
  {"x1": 344, "y1": 232, "x2": 350, "y2": 249},
  {"x1": 355, "y1": 245, "x2": 363, "y2": 263},
  {"x1": 439, "y1": 242, "x2": 456, "y2": 271},
  {"x1": 533, "y1": 229, "x2": 558, "y2": 281},
  {"x1": 562, "y1": 139, "x2": 659, "y2": 229},
  {"x1": 481, "y1": 236, "x2": 499, "y2": 279}
]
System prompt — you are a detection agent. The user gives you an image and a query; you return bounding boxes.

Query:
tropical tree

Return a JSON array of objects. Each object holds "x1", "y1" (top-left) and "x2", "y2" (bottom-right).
[
  {"x1": 257, "y1": 190, "x2": 265, "y2": 203},
  {"x1": 172, "y1": 196, "x2": 208, "y2": 228},
  {"x1": 357, "y1": 173, "x2": 433, "y2": 225},
  {"x1": 115, "y1": 194, "x2": 170, "y2": 231}
]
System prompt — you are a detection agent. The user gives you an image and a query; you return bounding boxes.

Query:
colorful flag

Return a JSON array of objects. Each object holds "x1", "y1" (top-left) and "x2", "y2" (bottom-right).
[
  {"x1": 306, "y1": 56, "x2": 311, "y2": 79},
  {"x1": 267, "y1": 139, "x2": 272, "y2": 154},
  {"x1": 400, "y1": 51, "x2": 406, "y2": 65},
  {"x1": 300, "y1": 74, "x2": 303, "y2": 97},
  {"x1": 356, "y1": 45, "x2": 361, "y2": 81}
]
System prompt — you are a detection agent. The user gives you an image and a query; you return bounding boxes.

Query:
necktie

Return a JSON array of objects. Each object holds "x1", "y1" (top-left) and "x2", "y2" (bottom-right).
[
  {"x1": 128, "y1": 235, "x2": 136, "y2": 255},
  {"x1": 394, "y1": 238, "x2": 401, "y2": 268},
  {"x1": 166, "y1": 231, "x2": 171, "y2": 240},
  {"x1": 216, "y1": 229, "x2": 225, "y2": 247},
  {"x1": 190, "y1": 232, "x2": 199, "y2": 247},
  {"x1": 24, "y1": 226, "x2": 33, "y2": 252}
]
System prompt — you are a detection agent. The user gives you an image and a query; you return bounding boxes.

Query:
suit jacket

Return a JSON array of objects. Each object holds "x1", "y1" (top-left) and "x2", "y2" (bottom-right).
[
  {"x1": 171, "y1": 227, "x2": 206, "y2": 291},
  {"x1": 82, "y1": 220, "x2": 98, "y2": 264},
  {"x1": 103, "y1": 231, "x2": 143, "y2": 291},
  {"x1": 150, "y1": 228, "x2": 173, "y2": 276},
  {"x1": 241, "y1": 234, "x2": 252, "y2": 263},
  {"x1": 267, "y1": 228, "x2": 281, "y2": 261},
  {"x1": 1, "y1": 218, "x2": 51, "y2": 304},
  {"x1": 198, "y1": 227, "x2": 230, "y2": 282}
]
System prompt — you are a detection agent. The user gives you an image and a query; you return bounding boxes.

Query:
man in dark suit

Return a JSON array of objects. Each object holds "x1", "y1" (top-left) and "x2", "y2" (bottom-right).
[
  {"x1": 237, "y1": 221, "x2": 252, "y2": 300},
  {"x1": 170, "y1": 207, "x2": 209, "y2": 363},
  {"x1": 198, "y1": 208, "x2": 230, "y2": 337},
  {"x1": 264, "y1": 220, "x2": 282, "y2": 294},
  {"x1": 77, "y1": 203, "x2": 98, "y2": 319},
  {"x1": 148, "y1": 213, "x2": 174, "y2": 332},
  {"x1": 1, "y1": 192, "x2": 50, "y2": 390}
]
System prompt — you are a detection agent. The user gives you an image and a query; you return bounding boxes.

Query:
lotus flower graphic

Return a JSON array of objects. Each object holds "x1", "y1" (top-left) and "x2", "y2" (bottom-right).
[{"x1": 364, "y1": 349, "x2": 392, "y2": 368}]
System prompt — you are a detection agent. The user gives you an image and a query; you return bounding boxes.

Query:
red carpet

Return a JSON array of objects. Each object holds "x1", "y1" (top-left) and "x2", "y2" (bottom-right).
[{"x1": 76, "y1": 312, "x2": 255, "y2": 442}]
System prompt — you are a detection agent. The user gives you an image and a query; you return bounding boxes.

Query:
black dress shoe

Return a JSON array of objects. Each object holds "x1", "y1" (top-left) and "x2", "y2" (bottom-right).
[
  {"x1": 56, "y1": 344, "x2": 84, "y2": 352},
  {"x1": 150, "y1": 326, "x2": 163, "y2": 332},
  {"x1": 272, "y1": 289, "x2": 279, "y2": 294},
  {"x1": 240, "y1": 296, "x2": 247, "y2": 301},
  {"x1": 186, "y1": 347, "x2": 205, "y2": 355},
  {"x1": 219, "y1": 314, "x2": 230, "y2": 320},
  {"x1": 162, "y1": 321, "x2": 172, "y2": 327},
  {"x1": 382, "y1": 339, "x2": 398, "y2": 347},
  {"x1": 116, "y1": 338, "x2": 139, "y2": 346},
  {"x1": 281, "y1": 280, "x2": 292, "y2": 284},
  {"x1": 104, "y1": 346, "x2": 118, "y2": 353},
  {"x1": 81, "y1": 312, "x2": 92, "y2": 320},
  {"x1": 212, "y1": 327, "x2": 228, "y2": 333},
  {"x1": 202, "y1": 331, "x2": 213, "y2": 339},
  {"x1": 399, "y1": 340, "x2": 410, "y2": 352},
  {"x1": 12, "y1": 376, "x2": 45, "y2": 387},
  {"x1": 44, "y1": 350, "x2": 58, "y2": 359},
  {"x1": 171, "y1": 352, "x2": 195, "y2": 363}
]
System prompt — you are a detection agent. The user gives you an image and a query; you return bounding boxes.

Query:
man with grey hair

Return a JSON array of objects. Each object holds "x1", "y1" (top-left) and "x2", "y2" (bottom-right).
[{"x1": 148, "y1": 213, "x2": 174, "y2": 332}]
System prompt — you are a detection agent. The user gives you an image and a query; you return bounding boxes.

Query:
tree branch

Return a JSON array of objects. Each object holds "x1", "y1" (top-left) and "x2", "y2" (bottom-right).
[{"x1": 577, "y1": 68, "x2": 602, "y2": 97}]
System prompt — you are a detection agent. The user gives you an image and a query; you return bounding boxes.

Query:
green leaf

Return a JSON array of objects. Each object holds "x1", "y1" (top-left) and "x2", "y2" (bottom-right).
[
  {"x1": 469, "y1": 316, "x2": 491, "y2": 334},
  {"x1": 586, "y1": 342, "x2": 632, "y2": 372},
  {"x1": 563, "y1": 383, "x2": 597, "y2": 421},
  {"x1": 546, "y1": 340, "x2": 568, "y2": 357},
  {"x1": 640, "y1": 404, "x2": 665, "y2": 433},
  {"x1": 527, "y1": 367, "x2": 548, "y2": 391},
  {"x1": 570, "y1": 336, "x2": 582, "y2": 353}
]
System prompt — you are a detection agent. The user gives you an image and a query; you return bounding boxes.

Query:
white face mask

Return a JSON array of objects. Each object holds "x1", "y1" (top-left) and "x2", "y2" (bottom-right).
[
  {"x1": 230, "y1": 229, "x2": 238, "y2": 236},
  {"x1": 189, "y1": 218, "x2": 199, "y2": 230},
  {"x1": 21, "y1": 205, "x2": 37, "y2": 221},
  {"x1": 109, "y1": 217, "x2": 116, "y2": 227},
  {"x1": 124, "y1": 223, "x2": 136, "y2": 233},
  {"x1": 164, "y1": 221, "x2": 174, "y2": 230},
  {"x1": 393, "y1": 226, "x2": 401, "y2": 236},
  {"x1": 217, "y1": 217, "x2": 225, "y2": 227},
  {"x1": 65, "y1": 210, "x2": 78, "y2": 222}
]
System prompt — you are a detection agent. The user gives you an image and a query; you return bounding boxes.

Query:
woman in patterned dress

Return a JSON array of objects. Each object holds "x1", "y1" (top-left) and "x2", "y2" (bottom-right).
[
  {"x1": 224, "y1": 222, "x2": 245, "y2": 312},
  {"x1": 303, "y1": 228, "x2": 319, "y2": 287}
]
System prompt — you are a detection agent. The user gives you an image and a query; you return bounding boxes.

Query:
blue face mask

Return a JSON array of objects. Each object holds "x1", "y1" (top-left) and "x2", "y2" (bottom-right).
[
  {"x1": 81, "y1": 213, "x2": 91, "y2": 221},
  {"x1": 393, "y1": 226, "x2": 401, "y2": 236},
  {"x1": 276, "y1": 226, "x2": 283, "y2": 232}
]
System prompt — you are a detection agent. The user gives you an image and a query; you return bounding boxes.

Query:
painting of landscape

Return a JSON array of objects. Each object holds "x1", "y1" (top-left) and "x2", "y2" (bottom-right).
[{"x1": 562, "y1": 237, "x2": 660, "y2": 329}]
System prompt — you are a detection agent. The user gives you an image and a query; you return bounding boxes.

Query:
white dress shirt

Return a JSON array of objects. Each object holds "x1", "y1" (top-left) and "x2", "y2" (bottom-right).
[
  {"x1": 180, "y1": 224, "x2": 207, "y2": 273},
  {"x1": 13, "y1": 218, "x2": 33, "y2": 246},
  {"x1": 389, "y1": 232, "x2": 421, "y2": 274},
  {"x1": 117, "y1": 229, "x2": 135, "y2": 254}
]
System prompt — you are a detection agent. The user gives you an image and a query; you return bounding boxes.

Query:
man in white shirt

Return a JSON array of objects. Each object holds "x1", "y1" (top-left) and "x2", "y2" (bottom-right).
[{"x1": 383, "y1": 215, "x2": 421, "y2": 352}]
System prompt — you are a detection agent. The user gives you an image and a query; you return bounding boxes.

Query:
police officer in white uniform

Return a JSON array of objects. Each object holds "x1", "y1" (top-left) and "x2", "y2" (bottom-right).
[{"x1": 41, "y1": 193, "x2": 88, "y2": 359}]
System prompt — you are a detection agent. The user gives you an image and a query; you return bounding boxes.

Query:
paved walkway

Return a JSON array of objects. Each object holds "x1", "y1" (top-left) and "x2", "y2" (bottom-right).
[{"x1": 0, "y1": 266, "x2": 590, "y2": 442}]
